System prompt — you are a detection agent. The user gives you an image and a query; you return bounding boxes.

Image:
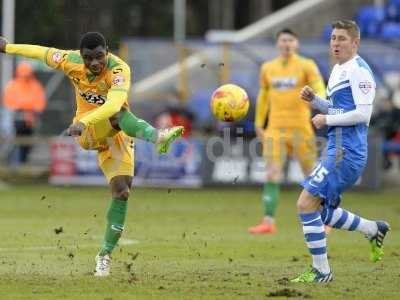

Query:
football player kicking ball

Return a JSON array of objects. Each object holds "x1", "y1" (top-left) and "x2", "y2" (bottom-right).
[
  {"x1": 291, "y1": 20, "x2": 390, "y2": 283},
  {"x1": 0, "y1": 32, "x2": 183, "y2": 277}
]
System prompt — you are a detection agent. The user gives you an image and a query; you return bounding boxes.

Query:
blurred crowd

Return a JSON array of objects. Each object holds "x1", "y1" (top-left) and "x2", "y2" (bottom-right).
[{"x1": 371, "y1": 97, "x2": 400, "y2": 170}]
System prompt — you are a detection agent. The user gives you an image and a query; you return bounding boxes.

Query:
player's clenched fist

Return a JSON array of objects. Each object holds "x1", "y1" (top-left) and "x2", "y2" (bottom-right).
[
  {"x1": 300, "y1": 85, "x2": 315, "y2": 102},
  {"x1": 311, "y1": 114, "x2": 327, "y2": 129},
  {"x1": 0, "y1": 37, "x2": 8, "y2": 53}
]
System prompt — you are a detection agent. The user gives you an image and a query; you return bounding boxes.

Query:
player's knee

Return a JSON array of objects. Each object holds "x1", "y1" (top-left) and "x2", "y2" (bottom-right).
[
  {"x1": 296, "y1": 198, "x2": 309, "y2": 212},
  {"x1": 113, "y1": 186, "x2": 130, "y2": 199},
  {"x1": 113, "y1": 187, "x2": 129, "y2": 200},
  {"x1": 266, "y1": 165, "x2": 282, "y2": 182},
  {"x1": 111, "y1": 177, "x2": 131, "y2": 200},
  {"x1": 109, "y1": 113, "x2": 122, "y2": 130},
  {"x1": 266, "y1": 173, "x2": 281, "y2": 182},
  {"x1": 296, "y1": 190, "x2": 319, "y2": 212}
]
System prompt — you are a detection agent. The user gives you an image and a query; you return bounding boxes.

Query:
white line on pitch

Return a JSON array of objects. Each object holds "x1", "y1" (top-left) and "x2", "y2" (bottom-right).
[{"x1": 0, "y1": 238, "x2": 139, "y2": 252}]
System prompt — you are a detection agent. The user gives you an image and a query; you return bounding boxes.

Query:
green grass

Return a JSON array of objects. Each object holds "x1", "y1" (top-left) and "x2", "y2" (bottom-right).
[{"x1": 0, "y1": 185, "x2": 399, "y2": 300}]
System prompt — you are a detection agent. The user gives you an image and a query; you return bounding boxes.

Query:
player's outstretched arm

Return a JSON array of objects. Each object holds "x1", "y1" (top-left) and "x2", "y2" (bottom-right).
[{"x1": 0, "y1": 36, "x2": 50, "y2": 64}]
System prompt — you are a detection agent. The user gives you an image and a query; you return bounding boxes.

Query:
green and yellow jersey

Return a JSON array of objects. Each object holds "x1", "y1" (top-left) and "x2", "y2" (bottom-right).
[
  {"x1": 5, "y1": 44, "x2": 131, "y2": 126},
  {"x1": 255, "y1": 53, "x2": 326, "y2": 129}
]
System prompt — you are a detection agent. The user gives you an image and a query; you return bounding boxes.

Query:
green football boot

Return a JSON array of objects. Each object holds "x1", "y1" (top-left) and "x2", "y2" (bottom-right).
[
  {"x1": 156, "y1": 126, "x2": 184, "y2": 154},
  {"x1": 291, "y1": 267, "x2": 333, "y2": 283},
  {"x1": 369, "y1": 221, "x2": 390, "y2": 263}
]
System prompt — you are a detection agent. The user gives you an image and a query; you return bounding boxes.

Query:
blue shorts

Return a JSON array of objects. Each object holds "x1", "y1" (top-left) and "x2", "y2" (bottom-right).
[{"x1": 301, "y1": 154, "x2": 365, "y2": 208}]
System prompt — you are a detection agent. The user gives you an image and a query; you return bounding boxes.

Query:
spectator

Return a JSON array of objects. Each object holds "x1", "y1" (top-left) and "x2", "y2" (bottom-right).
[
  {"x1": 3, "y1": 62, "x2": 46, "y2": 163},
  {"x1": 155, "y1": 104, "x2": 194, "y2": 138},
  {"x1": 371, "y1": 98, "x2": 400, "y2": 169}
]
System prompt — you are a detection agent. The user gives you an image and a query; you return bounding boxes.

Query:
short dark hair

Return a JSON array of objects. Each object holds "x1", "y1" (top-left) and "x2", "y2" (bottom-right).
[
  {"x1": 79, "y1": 32, "x2": 107, "y2": 50},
  {"x1": 276, "y1": 28, "x2": 298, "y2": 39},
  {"x1": 331, "y1": 20, "x2": 360, "y2": 40}
]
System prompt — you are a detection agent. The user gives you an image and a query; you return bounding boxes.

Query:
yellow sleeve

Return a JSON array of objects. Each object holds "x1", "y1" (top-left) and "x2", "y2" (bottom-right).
[
  {"x1": 45, "y1": 48, "x2": 71, "y2": 71},
  {"x1": 79, "y1": 63, "x2": 131, "y2": 126},
  {"x1": 305, "y1": 59, "x2": 326, "y2": 98},
  {"x1": 5, "y1": 44, "x2": 49, "y2": 63},
  {"x1": 255, "y1": 63, "x2": 270, "y2": 128},
  {"x1": 6, "y1": 44, "x2": 71, "y2": 72},
  {"x1": 79, "y1": 90, "x2": 127, "y2": 126},
  {"x1": 255, "y1": 88, "x2": 269, "y2": 128},
  {"x1": 108, "y1": 62, "x2": 131, "y2": 92}
]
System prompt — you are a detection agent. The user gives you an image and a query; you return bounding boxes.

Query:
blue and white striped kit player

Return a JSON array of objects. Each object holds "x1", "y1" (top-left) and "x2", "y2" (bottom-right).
[
  {"x1": 292, "y1": 55, "x2": 390, "y2": 283},
  {"x1": 304, "y1": 55, "x2": 375, "y2": 208}
]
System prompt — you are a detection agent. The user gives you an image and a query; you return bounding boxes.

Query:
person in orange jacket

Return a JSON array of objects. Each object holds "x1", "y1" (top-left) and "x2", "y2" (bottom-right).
[{"x1": 3, "y1": 62, "x2": 46, "y2": 163}]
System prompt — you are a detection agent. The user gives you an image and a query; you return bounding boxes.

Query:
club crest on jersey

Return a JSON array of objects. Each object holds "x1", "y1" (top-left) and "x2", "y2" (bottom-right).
[
  {"x1": 52, "y1": 52, "x2": 63, "y2": 63},
  {"x1": 339, "y1": 70, "x2": 347, "y2": 80},
  {"x1": 79, "y1": 91, "x2": 106, "y2": 105},
  {"x1": 112, "y1": 75, "x2": 125, "y2": 86},
  {"x1": 97, "y1": 82, "x2": 107, "y2": 91},
  {"x1": 359, "y1": 81, "x2": 372, "y2": 94}
]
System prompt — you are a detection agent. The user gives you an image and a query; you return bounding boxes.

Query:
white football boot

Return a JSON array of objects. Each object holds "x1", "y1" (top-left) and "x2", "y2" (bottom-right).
[{"x1": 94, "y1": 253, "x2": 111, "y2": 277}]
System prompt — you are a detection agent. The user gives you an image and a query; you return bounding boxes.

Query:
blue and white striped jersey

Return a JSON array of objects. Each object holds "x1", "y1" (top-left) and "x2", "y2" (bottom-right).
[{"x1": 326, "y1": 55, "x2": 376, "y2": 163}]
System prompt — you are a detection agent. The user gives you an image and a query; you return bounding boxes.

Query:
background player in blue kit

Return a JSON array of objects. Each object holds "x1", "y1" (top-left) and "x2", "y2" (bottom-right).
[{"x1": 291, "y1": 20, "x2": 390, "y2": 283}]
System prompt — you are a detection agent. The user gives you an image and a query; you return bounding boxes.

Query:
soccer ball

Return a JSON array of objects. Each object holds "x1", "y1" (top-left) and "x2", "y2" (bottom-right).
[{"x1": 210, "y1": 84, "x2": 249, "y2": 122}]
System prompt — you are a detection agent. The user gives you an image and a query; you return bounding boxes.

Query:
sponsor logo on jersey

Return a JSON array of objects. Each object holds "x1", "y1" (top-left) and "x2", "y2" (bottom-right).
[
  {"x1": 52, "y1": 52, "x2": 63, "y2": 63},
  {"x1": 79, "y1": 91, "x2": 106, "y2": 105},
  {"x1": 112, "y1": 75, "x2": 125, "y2": 86},
  {"x1": 359, "y1": 81, "x2": 372, "y2": 94},
  {"x1": 328, "y1": 108, "x2": 344, "y2": 115},
  {"x1": 271, "y1": 77, "x2": 297, "y2": 90}
]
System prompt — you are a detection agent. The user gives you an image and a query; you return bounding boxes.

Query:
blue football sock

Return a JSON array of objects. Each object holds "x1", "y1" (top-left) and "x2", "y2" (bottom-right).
[
  {"x1": 321, "y1": 207, "x2": 377, "y2": 238},
  {"x1": 300, "y1": 211, "x2": 330, "y2": 274}
]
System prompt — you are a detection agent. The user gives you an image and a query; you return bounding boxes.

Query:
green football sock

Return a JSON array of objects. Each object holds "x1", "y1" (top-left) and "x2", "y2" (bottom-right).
[
  {"x1": 99, "y1": 198, "x2": 128, "y2": 256},
  {"x1": 118, "y1": 109, "x2": 158, "y2": 142},
  {"x1": 262, "y1": 182, "x2": 280, "y2": 218}
]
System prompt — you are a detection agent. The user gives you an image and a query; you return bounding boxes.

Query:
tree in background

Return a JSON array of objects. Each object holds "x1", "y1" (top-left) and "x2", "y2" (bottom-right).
[{"x1": 6, "y1": 0, "x2": 285, "y2": 48}]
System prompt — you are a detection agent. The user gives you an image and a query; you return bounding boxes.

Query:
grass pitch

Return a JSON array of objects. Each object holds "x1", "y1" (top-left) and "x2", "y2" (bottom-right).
[{"x1": 0, "y1": 185, "x2": 399, "y2": 300}]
